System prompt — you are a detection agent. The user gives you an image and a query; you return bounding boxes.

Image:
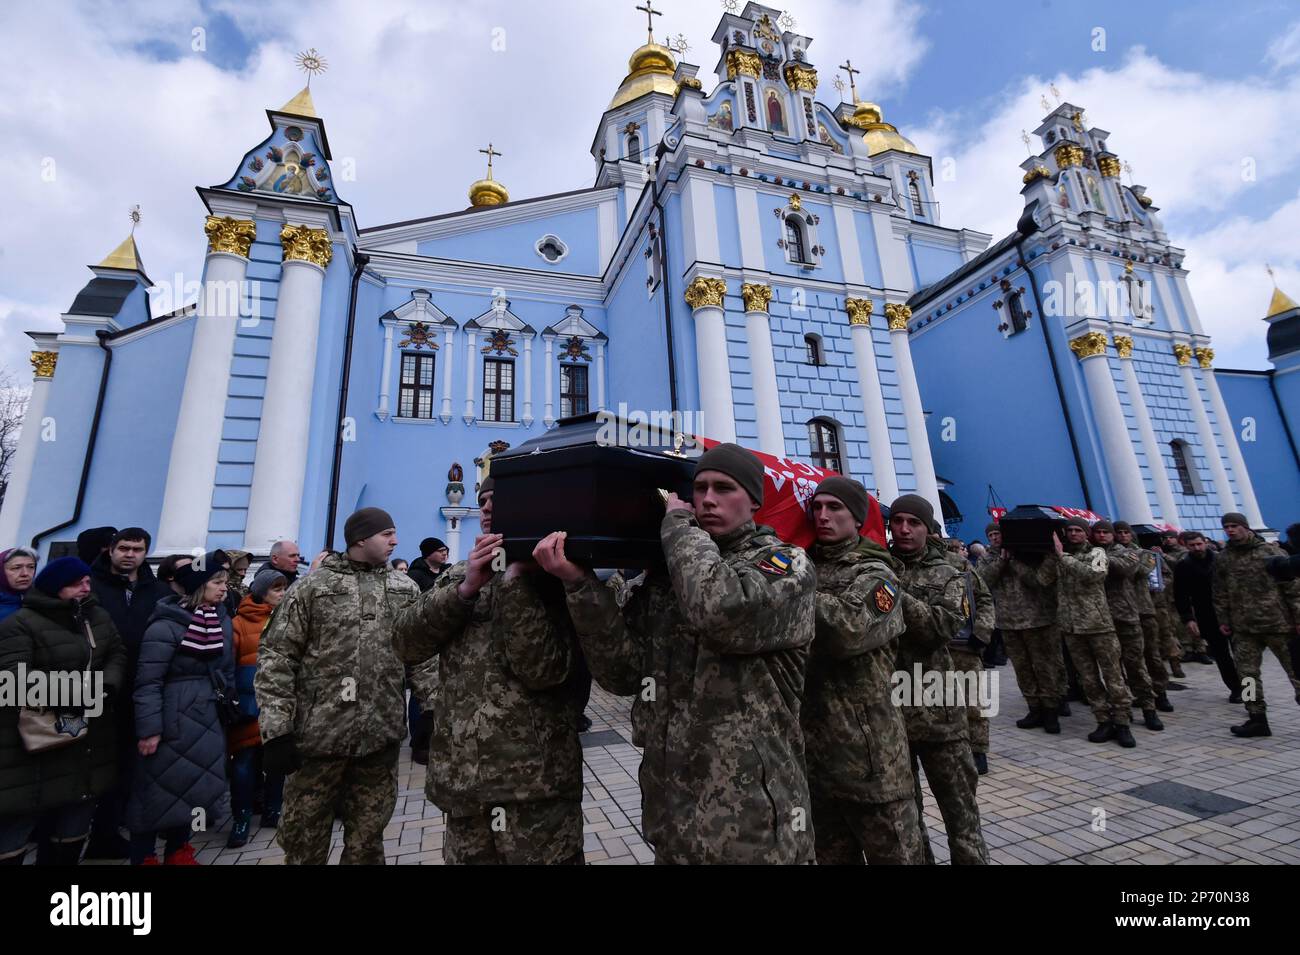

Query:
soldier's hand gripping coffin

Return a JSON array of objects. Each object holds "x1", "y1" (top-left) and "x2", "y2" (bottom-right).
[{"x1": 488, "y1": 412, "x2": 699, "y2": 568}]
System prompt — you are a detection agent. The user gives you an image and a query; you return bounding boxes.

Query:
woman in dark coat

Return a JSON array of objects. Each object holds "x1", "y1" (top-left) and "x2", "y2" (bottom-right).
[
  {"x1": 0, "y1": 557, "x2": 126, "y2": 865},
  {"x1": 0, "y1": 548, "x2": 38, "y2": 623},
  {"x1": 126, "y1": 551, "x2": 234, "y2": 865}
]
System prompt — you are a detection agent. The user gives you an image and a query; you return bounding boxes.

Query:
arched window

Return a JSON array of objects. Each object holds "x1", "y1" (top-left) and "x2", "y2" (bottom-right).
[
  {"x1": 1170, "y1": 439, "x2": 1201, "y2": 496},
  {"x1": 626, "y1": 132, "x2": 640, "y2": 159},
  {"x1": 807, "y1": 418, "x2": 842, "y2": 473},
  {"x1": 908, "y1": 175, "x2": 925, "y2": 219},
  {"x1": 804, "y1": 333, "x2": 824, "y2": 366},
  {"x1": 786, "y1": 217, "x2": 807, "y2": 264}
]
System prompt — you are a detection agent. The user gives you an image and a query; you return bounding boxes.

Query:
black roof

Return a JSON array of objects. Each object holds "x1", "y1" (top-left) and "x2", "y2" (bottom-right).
[{"x1": 66, "y1": 277, "x2": 140, "y2": 318}]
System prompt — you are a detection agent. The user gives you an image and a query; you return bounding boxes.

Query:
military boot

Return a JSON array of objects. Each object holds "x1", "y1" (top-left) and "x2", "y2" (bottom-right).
[
  {"x1": 973, "y1": 752, "x2": 988, "y2": 775},
  {"x1": 1015, "y1": 708, "x2": 1043, "y2": 729},
  {"x1": 1057, "y1": 701, "x2": 1071, "y2": 716},
  {"x1": 1042, "y1": 709, "x2": 1061, "y2": 734},
  {"x1": 1087, "y1": 721, "x2": 1116, "y2": 743},
  {"x1": 1230, "y1": 716, "x2": 1271, "y2": 738},
  {"x1": 1155, "y1": 692, "x2": 1173, "y2": 713},
  {"x1": 1169, "y1": 660, "x2": 1186, "y2": 678},
  {"x1": 1114, "y1": 724, "x2": 1137, "y2": 748},
  {"x1": 1142, "y1": 709, "x2": 1164, "y2": 731},
  {"x1": 227, "y1": 810, "x2": 252, "y2": 849}
]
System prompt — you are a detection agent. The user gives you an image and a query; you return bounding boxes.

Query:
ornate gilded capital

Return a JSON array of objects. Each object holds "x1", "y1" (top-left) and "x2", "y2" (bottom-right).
[
  {"x1": 1097, "y1": 155, "x2": 1122, "y2": 178},
  {"x1": 1022, "y1": 165, "x2": 1051, "y2": 185},
  {"x1": 884, "y1": 303, "x2": 912, "y2": 331},
  {"x1": 725, "y1": 49, "x2": 762, "y2": 80},
  {"x1": 280, "y1": 223, "x2": 334, "y2": 268},
  {"x1": 30, "y1": 350, "x2": 57, "y2": 379},
  {"x1": 1172, "y1": 342, "x2": 1193, "y2": 366},
  {"x1": 844, "y1": 298, "x2": 874, "y2": 326},
  {"x1": 741, "y1": 283, "x2": 772, "y2": 313},
  {"x1": 675, "y1": 76, "x2": 702, "y2": 96},
  {"x1": 1069, "y1": 331, "x2": 1108, "y2": 360},
  {"x1": 204, "y1": 215, "x2": 257, "y2": 258},
  {"x1": 783, "y1": 63, "x2": 818, "y2": 92},
  {"x1": 1054, "y1": 144, "x2": 1084, "y2": 169},
  {"x1": 1195, "y1": 346, "x2": 1214, "y2": 369},
  {"x1": 684, "y1": 276, "x2": 727, "y2": 310},
  {"x1": 1113, "y1": 335, "x2": 1134, "y2": 359}
]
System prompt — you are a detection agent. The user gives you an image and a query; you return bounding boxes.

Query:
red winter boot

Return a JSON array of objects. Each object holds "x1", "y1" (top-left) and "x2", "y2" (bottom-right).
[{"x1": 164, "y1": 844, "x2": 200, "y2": 865}]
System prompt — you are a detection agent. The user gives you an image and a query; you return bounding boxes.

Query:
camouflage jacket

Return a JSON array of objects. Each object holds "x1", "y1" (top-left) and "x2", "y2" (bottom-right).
[
  {"x1": 975, "y1": 551, "x2": 1057, "y2": 630},
  {"x1": 1043, "y1": 545, "x2": 1112, "y2": 634},
  {"x1": 563, "y1": 511, "x2": 816, "y2": 864},
  {"x1": 803, "y1": 536, "x2": 912, "y2": 804},
  {"x1": 256, "y1": 554, "x2": 419, "y2": 757},
  {"x1": 1213, "y1": 534, "x2": 1300, "y2": 634},
  {"x1": 1101, "y1": 543, "x2": 1143, "y2": 625},
  {"x1": 1124, "y1": 543, "x2": 1159, "y2": 616},
  {"x1": 393, "y1": 562, "x2": 583, "y2": 816},
  {"x1": 892, "y1": 540, "x2": 969, "y2": 744}
]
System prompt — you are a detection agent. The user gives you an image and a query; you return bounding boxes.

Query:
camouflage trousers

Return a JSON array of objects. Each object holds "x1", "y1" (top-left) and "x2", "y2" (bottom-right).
[
  {"x1": 1114, "y1": 621, "x2": 1156, "y2": 709},
  {"x1": 948, "y1": 647, "x2": 988, "y2": 754},
  {"x1": 1063, "y1": 630, "x2": 1132, "y2": 726},
  {"x1": 1180, "y1": 613, "x2": 1209, "y2": 655},
  {"x1": 910, "y1": 740, "x2": 988, "y2": 865},
  {"x1": 1157, "y1": 604, "x2": 1184, "y2": 662},
  {"x1": 444, "y1": 798, "x2": 584, "y2": 865},
  {"x1": 1235, "y1": 630, "x2": 1300, "y2": 717},
  {"x1": 811, "y1": 791, "x2": 924, "y2": 865},
  {"x1": 1003, "y1": 625, "x2": 1066, "y2": 711},
  {"x1": 279, "y1": 743, "x2": 399, "y2": 865},
  {"x1": 1139, "y1": 615, "x2": 1169, "y2": 695}
]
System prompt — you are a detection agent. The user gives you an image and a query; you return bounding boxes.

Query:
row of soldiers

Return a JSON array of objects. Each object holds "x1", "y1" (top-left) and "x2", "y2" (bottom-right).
[{"x1": 253, "y1": 443, "x2": 992, "y2": 865}]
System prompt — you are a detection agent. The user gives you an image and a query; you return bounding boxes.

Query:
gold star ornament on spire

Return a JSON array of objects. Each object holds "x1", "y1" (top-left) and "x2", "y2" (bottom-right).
[
  {"x1": 129, "y1": 204, "x2": 141, "y2": 233},
  {"x1": 295, "y1": 48, "x2": 328, "y2": 85}
]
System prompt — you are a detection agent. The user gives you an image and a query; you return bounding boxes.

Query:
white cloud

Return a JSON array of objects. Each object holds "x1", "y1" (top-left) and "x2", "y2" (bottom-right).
[
  {"x1": 1267, "y1": 20, "x2": 1300, "y2": 71},
  {"x1": 910, "y1": 47, "x2": 1300, "y2": 369}
]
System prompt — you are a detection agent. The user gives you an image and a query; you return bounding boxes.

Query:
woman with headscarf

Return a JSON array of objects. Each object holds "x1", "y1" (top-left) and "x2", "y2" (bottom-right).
[{"x1": 0, "y1": 548, "x2": 38, "y2": 623}]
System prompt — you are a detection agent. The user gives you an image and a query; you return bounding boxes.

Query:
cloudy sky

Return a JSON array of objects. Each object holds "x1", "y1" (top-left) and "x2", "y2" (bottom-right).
[{"x1": 1, "y1": 0, "x2": 1297, "y2": 382}]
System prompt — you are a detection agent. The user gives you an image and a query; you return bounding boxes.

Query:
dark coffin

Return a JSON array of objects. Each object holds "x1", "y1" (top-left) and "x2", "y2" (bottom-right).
[
  {"x1": 489, "y1": 412, "x2": 699, "y2": 568},
  {"x1": 998, "y1": 504, "x2": 1068, "y2": 562},
  {"x1": 1131, "y1": 524, "x2": 1165, "y2": 550}
]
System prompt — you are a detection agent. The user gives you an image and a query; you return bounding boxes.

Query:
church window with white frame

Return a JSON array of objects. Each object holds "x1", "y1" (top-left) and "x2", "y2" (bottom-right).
[{"x1": 535, "y1": 234, "x2": 569, "y2": 264}]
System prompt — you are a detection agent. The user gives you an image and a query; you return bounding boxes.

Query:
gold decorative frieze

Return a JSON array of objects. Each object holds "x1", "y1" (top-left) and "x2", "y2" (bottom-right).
[
  {"x1": 741, "y1": 283, "x2": 772, "y2": 313},
  {"x1": 845, "y1": 298, "x2": 874, "y2": 326},
  {"x1": 1022, "y1": 165, "x2": 1051, "y2": 185},
  {"x1": 1069, "y1": 331, "x2": 1108, "y2": 360},
  {"x1": 885, "y1": 303, "x2": 912, "y2": 330},
  {"x1": 725, "y1": 49, "x2": 762, "y2": 80},
  {"x1": 783, "y1": 63, "x2": 818, "y2": 92},
  {"x1": 204, "y1": 215, "x2": 257, "y2": 258},
  {"x1": 1172, "y1": 342, "x2": 1193, "y2": 366},
  {"x1": 1097, "y1": 155, "x2": 1122, "y2": 178},
  {"x1": 1195, "y1": 346, "x2": 1214, "y2": 369},
  {"x1": 676, "y1": 76, "x2": 702, "y2": 95},
  {"x1": 1054, "y1": 144, "x2": 1085, "y2": 169},
  {"x1": 684, "y1": 276, "x2": 727, "y2": 309},
  {"x1": 30, "y1": 351, "x2": 58, "y2": 379},
  {"x1": 280, "y1": 223, "x2": 334, "y2": 268},
  {"x1": 1113, "y1": 335, "x2": 1133, "y2": 359}
]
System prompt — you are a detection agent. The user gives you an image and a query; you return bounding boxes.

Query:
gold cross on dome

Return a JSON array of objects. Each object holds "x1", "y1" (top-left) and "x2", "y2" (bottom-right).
[
  {"x1": 636, "y1": 1, "x2": 662, "y2": 42},
  {"x1": 838, "y1": 59, "x2": 861, "y2": 103},
  {"x1": 478, "y1": 143, "x2": 502, "y2": 176}
]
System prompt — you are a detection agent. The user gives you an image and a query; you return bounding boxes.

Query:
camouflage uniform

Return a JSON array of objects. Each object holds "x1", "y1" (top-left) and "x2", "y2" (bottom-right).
[
  {"x1": 1100, "y1": 543, "x2": 1155, "y2": 709},
  {"x1": 1165, "y1": 546, "x2": 1208, "y2": 654},
  {"x1": 1125, "y1": 543, "x2": 1169, "y2": 696},
  {"x1": 563, "y1": 511, "x2": 816, "y2": 864},
  {"x1": 1213, "y1": 534, "x2": 1300, "y2": 716},
  {"x1": 977, "y1": 551, "x2": 1065, "y2": 713},
  {"x1": 1153, "y1": 551, "x2": 1185, "y2": 665},
  {"x1": 1047, "y1": 545, "x2": 1132, "y2": 725},
  {"x1": 893, "y1": 539, "x2": 988, "y2": 866},
  {"x1": 392, "y1": 564, "x2": 584, "y2": 864},
  {"x1": 804, "y1": 535, "x2": 922, "y2": 865},
  {"x1": 947, "y1": 559, "x2": 995, "y2": 755},
  {"x1": 256, "y1": 554, "x2": 420, "y2": 864}
]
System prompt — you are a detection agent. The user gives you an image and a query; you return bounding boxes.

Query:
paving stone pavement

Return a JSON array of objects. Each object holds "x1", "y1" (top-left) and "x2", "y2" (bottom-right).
[{"x1": 83, "y1": 648, "x2": 1300, "y2": 865}]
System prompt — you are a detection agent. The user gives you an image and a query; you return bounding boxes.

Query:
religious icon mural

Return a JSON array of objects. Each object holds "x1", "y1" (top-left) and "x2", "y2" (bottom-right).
[{"x1": 766, "y1": 90, "x2": 787, "y2": 133}]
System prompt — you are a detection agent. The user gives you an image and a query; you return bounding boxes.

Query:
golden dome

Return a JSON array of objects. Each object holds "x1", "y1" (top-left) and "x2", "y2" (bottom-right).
[
  {"x1": 469, "y1": 177, "x2": 509, "y2": 207},
  {"x1": 847, "y1": 101, "x2": 919, "y2": 156},
  {"x1": 608, "y1": 41, "x2": 678, "y2": 110}
]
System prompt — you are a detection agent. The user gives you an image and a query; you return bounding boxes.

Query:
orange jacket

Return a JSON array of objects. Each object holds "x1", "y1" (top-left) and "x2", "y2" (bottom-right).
[{"x1": 228, "y1": 594, "x2": 274, "y2": 753}]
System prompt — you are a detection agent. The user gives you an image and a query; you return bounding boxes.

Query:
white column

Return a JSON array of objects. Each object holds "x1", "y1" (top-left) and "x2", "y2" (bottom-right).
[
  {"x1": 887, "y1": 305, "x2": 941, "y2": 521},
  {"x1": 1199, "y1": 353, "x2": 1264, "y2": 527},
  {"x1": 1115, "y1": 339, "x2": 1180, "y2": 526},
  {"x1": 522, "y1": 335, "x2": 534, "y2": 427},
  {"x1": 595, "y1": 340, "x2": 607, "y2": 411},
  {"x1": 741, "y1": 284, "x2": 783, "y2": 455},
  {"x1": 846, "y1": 301, "x2": 899, "y2": 502},
  {"x1": 439, "y1": 507, "x2": 471, "y2": 562},
  {"x1": 156, "y1": 221, "x2": 254, "y2": 555},
  {"x1": 0, "y1": 351, "x2": 57, "y2": 544},
  {"x1": 440, "y1": 327, "x2": 454, "y2": 422},
  {"x1": 376, "y1": 322, "x2": 394, "y2": 419},
  {"x1": 463, "y1": 330, "x2": 477, "y2": 424},
  {"x1": 244, "y1": 229, "x2": 332, "y2": 552},
  {"x1": 1175, "y1": 346, "x2": 1237, "y2": 516},
  {"x1": 685, "y1": 277, "x2": 736, "y2": 443},
  {"x1": 1071, "y1": 332, "x2": 1155, "y2": 523},
  {"x1": 543, "y1": 335, "x2": 556, "y2": 427}
]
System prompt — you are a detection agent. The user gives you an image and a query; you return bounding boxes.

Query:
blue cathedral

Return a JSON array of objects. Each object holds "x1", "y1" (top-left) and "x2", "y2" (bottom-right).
[{"x1": 3, "y1": 2, "x2": 1297, "y2": 563}]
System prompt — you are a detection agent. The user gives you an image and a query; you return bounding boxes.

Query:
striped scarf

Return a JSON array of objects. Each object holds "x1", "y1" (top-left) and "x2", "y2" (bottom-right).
[{"x1": 180, "y1": 604, "x2": 224, "y2": 658}]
